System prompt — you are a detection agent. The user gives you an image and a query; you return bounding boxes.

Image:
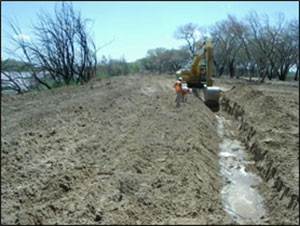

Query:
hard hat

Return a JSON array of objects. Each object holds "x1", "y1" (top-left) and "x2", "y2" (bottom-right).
[{"x1": 178, "y1": 77, "x2": 182, "y2": 81}]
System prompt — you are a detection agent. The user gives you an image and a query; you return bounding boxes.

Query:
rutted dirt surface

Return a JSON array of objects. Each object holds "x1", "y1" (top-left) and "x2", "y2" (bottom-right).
[
  {"x1": 1, "y1": 75, "x2": 233, "y2": 225},
  {"x1": 1, "y1": 75, "x2": 299, "y2": 225}
]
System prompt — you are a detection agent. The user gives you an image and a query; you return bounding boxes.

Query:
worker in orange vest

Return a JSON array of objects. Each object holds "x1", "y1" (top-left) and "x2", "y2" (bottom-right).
[{"x1": 174, "y1": 76, "x2": 183, "y2": 107}]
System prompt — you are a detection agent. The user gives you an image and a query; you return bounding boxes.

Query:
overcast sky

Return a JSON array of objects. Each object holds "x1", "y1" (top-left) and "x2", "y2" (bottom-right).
[{"x1": 1, "y1": 1, "x2": 299, "y2": 62}]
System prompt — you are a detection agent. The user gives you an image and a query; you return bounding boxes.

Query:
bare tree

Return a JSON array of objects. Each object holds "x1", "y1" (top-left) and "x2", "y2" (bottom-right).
[
  {"x1": 174, "y1": 23, "x2": 206, "y2": 59},
  {"x1": 6, "y1": 2, "x2": 98, "y2": 89},
  {"x1": 243, "y1": 11, "x2": 298, "y2": 82},
  {"x1": 244, "y1": 11, "x2": 282, "y2": 82},
  {"x1": 5, "y1": 20, "x2": 52, "y2": 90},
  {"x1": 210, "y1": 15, "x2": 242, "y2": 77},
  {"x1": 276, "y1": 18, "x2": 299, "y2": 81},
  {"x1": 226, "y1": 15, "x2": 256, "y2": 80},
  {"x1": 289, "y1": 19, "x2": 299, "y2": 81}
]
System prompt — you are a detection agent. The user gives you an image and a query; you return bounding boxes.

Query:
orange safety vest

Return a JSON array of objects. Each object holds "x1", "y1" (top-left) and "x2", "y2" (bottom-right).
[{"x1": 174, "y1": 80, "x2": 182, "y2": 92}]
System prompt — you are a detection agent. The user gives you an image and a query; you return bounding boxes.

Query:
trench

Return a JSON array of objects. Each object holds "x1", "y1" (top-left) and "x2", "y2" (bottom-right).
[{"x1": 215, "y1": 114, "x2": 268, "y2": 224}]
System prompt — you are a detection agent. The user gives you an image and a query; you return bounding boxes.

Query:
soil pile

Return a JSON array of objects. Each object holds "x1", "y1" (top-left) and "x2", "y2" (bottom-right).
[{"x1": 1, "y1": 75, "x2": 234, "y2": 224}]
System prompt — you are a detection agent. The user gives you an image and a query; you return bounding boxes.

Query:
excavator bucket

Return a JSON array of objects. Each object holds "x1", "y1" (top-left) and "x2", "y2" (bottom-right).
[{"x1": 204, "y1": 86, "x2": 220, "y2": 111}]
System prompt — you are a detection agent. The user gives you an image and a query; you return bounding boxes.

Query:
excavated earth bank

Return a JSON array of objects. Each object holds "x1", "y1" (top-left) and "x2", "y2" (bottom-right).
[
  {"x1": 1, "y1": 74, "x2": 299, "y2": 225},
  {"x1": 215, "y1": 78, "x2": 299, "y2": 225}
]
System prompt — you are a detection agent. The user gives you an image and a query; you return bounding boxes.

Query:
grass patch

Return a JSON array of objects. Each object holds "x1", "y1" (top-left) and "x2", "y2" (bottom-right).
[
  {"x1": 36, "y1": 79, "x2": 78, "y2": 91},
  {"x1": 96, "y1": 71, "x2": 111, "y2": 79},
  {"x1": 1, "y1": 86, "x2": 13, "y2": 91}
]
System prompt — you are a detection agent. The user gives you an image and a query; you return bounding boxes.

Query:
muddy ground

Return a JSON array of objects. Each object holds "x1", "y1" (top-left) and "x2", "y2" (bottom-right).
[
  {"x1": 1, "y1": 74, "x2": 299, "y2": 225},
  {"x1": 216, "y1": 78, "x2": 299, "y2": 225}
]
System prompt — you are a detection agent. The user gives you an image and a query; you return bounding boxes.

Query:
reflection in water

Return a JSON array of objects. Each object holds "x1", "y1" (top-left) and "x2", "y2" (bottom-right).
[{"x1": 216, "y1": 115, "x2": 267, "y2": 224}]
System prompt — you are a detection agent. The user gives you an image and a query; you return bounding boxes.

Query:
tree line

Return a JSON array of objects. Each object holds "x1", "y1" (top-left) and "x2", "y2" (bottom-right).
[
  {"x1": 136, "y1": 12, "x2": 298, "y2": 82},
  {"x1": 210, "y1": 11, "x2": 299, "y2": 82},
  {"x1": 97, "y1": 11, "x2": 299, "y2": 82},
  {"x1": 2, "y1": 3, "x2": 299, "y2": 94}
]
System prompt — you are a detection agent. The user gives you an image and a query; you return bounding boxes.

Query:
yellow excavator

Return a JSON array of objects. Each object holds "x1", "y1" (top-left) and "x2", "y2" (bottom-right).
[{"x1": 176, "y1": 39, "x2": 220, "y2": 109}]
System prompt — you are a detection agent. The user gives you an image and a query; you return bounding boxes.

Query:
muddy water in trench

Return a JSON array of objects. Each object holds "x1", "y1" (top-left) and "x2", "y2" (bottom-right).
[{"x1": 216, "y1": 115, "x2": 267, "y2": 224}]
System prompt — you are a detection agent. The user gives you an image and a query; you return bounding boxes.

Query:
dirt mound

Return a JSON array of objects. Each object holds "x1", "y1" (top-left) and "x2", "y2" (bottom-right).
[
  {"x1": 220, "y1": 83, "x2": 299, "y2": 225},
  {"x1": 1, "y1": 75, "x2": 234, "y2": 224},
  {"x1": 1, "y1": 75, "x2": 298, "y2": 225}
]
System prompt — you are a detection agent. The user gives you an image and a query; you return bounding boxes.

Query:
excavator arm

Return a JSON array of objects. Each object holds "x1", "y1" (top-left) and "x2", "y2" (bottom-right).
[
  {"x1": 176, "y1": 39, "x2": 220, "y2": 110},
  {"x1": 179, "y1": 40, "x2": 214, "y2": 88},
  {"x1": 205, "y1": 40, "x2": 213, "y2": 86},
  {"x1": 190, "y1": 49, "x2": 207, "y2": 76}
]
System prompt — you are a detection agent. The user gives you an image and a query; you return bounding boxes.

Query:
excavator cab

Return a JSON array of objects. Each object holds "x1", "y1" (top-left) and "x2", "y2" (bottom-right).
[{"x1": 199, "y1": 65, "x2": 206, "y2": 82}]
